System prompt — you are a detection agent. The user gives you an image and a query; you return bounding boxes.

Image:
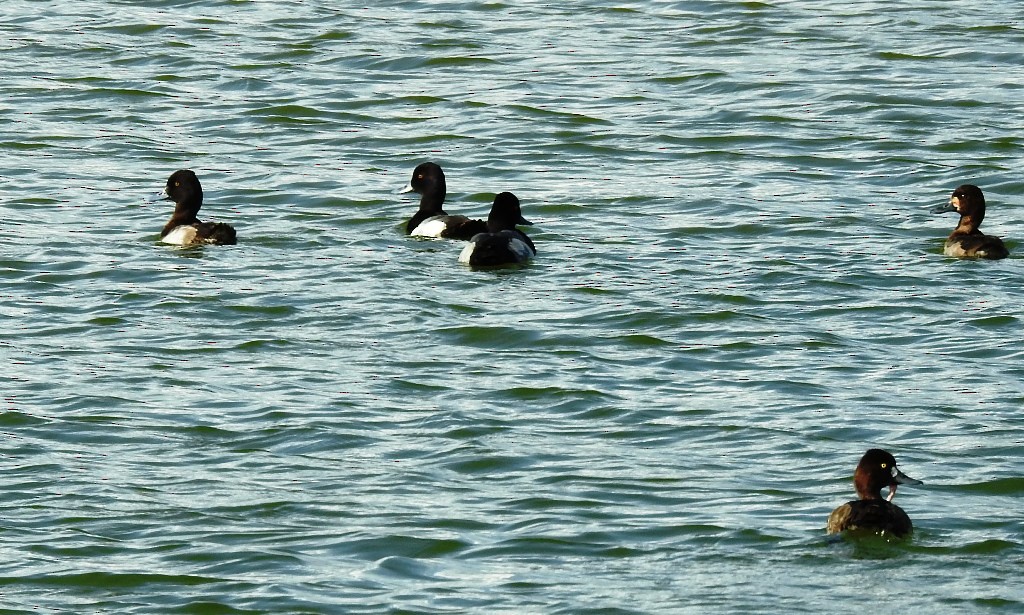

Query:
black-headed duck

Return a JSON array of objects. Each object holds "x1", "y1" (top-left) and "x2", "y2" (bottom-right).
[
  {"x1": 401, "y1": 162, "x2": 487, "y2": 239},
  {"x1": 157, "y1": 170, "x2": 237, "y2": 246},
  {"x1": 458, "y1": 192, "x2": 535, "y2": 267}
]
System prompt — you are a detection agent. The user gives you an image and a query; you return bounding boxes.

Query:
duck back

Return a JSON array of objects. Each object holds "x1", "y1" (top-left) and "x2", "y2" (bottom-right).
[
  {"x1": 945, "y1": 232, "x2": 1008, "y2": 259},
  {"x1": 459, "y1": 230, "x2": 535, "y2": 266},
  {"x1": 827, "y1": 499, "x2": 913, "y2": 537}
]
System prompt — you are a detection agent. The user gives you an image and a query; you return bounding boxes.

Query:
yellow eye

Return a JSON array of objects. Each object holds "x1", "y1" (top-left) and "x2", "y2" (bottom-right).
[
  {"x1": 175, "y1": 182, "x2": 180, "y2": 186},
  {"x1": 880, "y1": 463, "x2": 887, "y2": 469}
]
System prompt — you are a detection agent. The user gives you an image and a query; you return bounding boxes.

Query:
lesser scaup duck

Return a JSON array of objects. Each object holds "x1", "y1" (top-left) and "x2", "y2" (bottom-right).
[
  {"x1": 933, "y1": 184, "x2": 1008, "y2": 259},
  {"x1": 458, "y1": 192, "x2": 536, "y2": 267},
  {"x1": 157, "y1": 170, "x2": 237, "y2": 245},
  {"x1": 400, "y1": 162, "x2": 487, "y2": 239},
  {"x1": 827, "y1": 448, "x2": 922, "y2": 538}
]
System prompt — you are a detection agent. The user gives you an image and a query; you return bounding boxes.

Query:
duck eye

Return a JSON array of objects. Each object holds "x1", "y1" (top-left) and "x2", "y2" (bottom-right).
[
  {"x1": 880, "y1": 463, "x2": 887, "y2": 469},
  {"x1": 175, "y1": 182, "x2": 180, "y2": 187}
]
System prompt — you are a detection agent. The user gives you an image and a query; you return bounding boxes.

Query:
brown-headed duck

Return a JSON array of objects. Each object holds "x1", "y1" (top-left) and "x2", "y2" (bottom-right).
[
  {"x1": 934, "y1": 184, "x2": 1008, "y2": 259},
  {"x1": 827, "y1": 448, "x2": 922, "y2": 538}
]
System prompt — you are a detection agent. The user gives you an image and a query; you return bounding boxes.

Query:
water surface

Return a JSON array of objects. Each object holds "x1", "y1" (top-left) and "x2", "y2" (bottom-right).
[{"x1": 2, "y1": 1, "x2": 1024, "y2": 613}]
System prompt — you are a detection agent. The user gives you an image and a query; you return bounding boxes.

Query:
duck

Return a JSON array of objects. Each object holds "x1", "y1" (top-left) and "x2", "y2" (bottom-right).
[
  {"x1": 157, "y1": 169, "x2": 237, "y2": 246},
  {"x1": 400, "y1": 162, "x2": 487, "y2": 239},
  {"x1": 827, "y1": 448, "x2": 922, "y2": 538},
  {"x1": 933, "y1": 184, "x2": 1008, "y2": 259},
  {"x1": 458, "y1": 192, "x2": 536, "y2": 267}
]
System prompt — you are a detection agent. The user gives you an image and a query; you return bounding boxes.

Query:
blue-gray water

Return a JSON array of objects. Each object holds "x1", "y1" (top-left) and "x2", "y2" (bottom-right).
[{"x1": 3, "y1": 1, "x2": 1024, "y2": 613}]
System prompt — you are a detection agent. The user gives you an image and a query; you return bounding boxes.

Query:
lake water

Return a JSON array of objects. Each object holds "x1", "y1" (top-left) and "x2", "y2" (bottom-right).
[{"x1": 3, "y1": 1, "x2": 1024, "y2": 613}]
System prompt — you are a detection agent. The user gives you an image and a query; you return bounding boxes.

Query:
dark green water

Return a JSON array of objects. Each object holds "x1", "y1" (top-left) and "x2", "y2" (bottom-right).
[{"x1": 3, "y1": 1, "x2": 1024, "y2": 613}]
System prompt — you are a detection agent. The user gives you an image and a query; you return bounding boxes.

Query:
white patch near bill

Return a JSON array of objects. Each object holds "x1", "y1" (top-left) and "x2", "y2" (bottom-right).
[
  {"x1": 457, "y1": 242, "x2": 475, "y2": 263},
  {"x1": 162, "y1": 225, "x2": 198, "y2": 245}
]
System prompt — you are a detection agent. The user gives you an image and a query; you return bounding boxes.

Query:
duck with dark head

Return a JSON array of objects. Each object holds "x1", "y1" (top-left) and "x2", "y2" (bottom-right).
[
  {"x1": 458, "y1": 191, "x2": 535, "y2": 267},
  {"x1": 933, "y1": 184, "x2": 1008, "y2": 259},
  {"x1": 157, "y1": 170, "x2": 237, "y2": 246},
  {"x1": 401, "y1": 162, "x2": 487, "y2": 239},
  {"x1": 827, "y1": 448, "x2": 923, "y2": 538}
]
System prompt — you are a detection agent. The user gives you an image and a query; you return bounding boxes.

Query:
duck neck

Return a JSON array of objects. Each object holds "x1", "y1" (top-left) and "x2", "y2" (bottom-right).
[
  {"x1": 952, "y1": 214, "x2": 981, "y2": 236},
  {"x1": 419, "y1": 192, "x2": 446, "y2": 215},
  {"x1": 857, "y1": 489, "x2": 884, "y2": 501},
  {"x1": 406, "y1": 195, "x2": 447, "y2": 233},
  {"x1": 854, "y1": 473, "x2": 884, "y2": 501},
  {"x1": 162, "y1": 206, "x2": 200, "y2": 236}
]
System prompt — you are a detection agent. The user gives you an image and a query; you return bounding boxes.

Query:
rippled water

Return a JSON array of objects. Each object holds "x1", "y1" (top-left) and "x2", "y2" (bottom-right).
[{"x1": 3, "y1": 1, "x2": 1024, "y2": 613}]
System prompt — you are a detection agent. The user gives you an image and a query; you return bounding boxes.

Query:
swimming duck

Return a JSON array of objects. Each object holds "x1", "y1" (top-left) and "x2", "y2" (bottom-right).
[
  {"x1": 827, "y1": 448, "x2": 922, "y2": 538},
  {"x1": 157, "y1": 170, "x2": 237, "y2": 246},
  {"x1": 934, "y1": 184, "x2": 1008, "y2": 259},
  {"x1": 458, "y1": 192, "x2": 535, "y2": 267},
  {"x1": 400, "y1": 162, "x2": 487, "y2": 239}
]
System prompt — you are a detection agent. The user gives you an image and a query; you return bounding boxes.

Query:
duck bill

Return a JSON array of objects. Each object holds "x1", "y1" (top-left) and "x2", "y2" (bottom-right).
[
  {"x1": 932, "y1": 202, "x2": 958, "y2": 214},
  {"x1": 145, "y1": 189, "x2": 170, "y2": 203},
  {"x1": 886, "y1": 469, "x2": 923, "y2": 502},
  {"x1": 894, "y1": 468, "x2": 923, "y2": 486},
  {"x1": 398, "y1": 183, "x2": 414, "y2": 194},
  {"x1": 517, "y1": 216, "x2": 533, "y2": 226}
]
